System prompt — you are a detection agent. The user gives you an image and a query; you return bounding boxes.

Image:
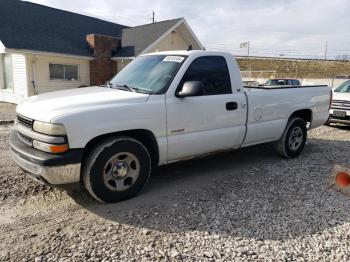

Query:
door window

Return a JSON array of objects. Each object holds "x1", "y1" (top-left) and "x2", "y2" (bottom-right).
[{"x1": 179, "y1": 56, "x2": 232, "y2": 95}]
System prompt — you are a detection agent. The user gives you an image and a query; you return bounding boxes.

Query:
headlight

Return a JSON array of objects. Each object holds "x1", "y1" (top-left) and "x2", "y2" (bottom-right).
[
  {"x1": 33, "y1": 140, "x2": 69, "y2": 154},
  {"x1": 33, "y1": 121, "x2": 66, "y2": 136}
]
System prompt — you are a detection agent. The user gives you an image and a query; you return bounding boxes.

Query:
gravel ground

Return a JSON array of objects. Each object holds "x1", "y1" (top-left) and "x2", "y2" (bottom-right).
[
  {"x1": 1, "y1": 123, "x2": 350, "y2": 261},
  {"x1": 0, "y1": 102, "x2": 16, "y2": 122}
]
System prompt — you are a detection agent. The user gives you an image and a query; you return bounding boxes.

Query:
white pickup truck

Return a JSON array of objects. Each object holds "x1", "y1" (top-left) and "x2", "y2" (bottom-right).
[
  {"x1": 328, "y1": 80, "x2": 350, "y2": 125},
  {"x1": 10, "y1": 51, "x2": 331, "y2": 202}
]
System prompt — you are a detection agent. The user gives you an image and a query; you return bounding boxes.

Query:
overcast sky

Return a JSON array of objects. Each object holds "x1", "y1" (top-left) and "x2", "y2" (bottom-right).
[{"x1": 26, "y1": 0, "x2": 350, "y2": 59}]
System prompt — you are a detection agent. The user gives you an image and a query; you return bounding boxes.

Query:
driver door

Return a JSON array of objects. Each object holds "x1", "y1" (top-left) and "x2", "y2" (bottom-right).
[{"x1": 165, "y1": 56, "x2": 247, "y2": 161}]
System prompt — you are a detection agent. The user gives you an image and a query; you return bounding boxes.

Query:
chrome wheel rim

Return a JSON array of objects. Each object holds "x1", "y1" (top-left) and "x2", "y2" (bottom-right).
[
  {"x1": 289, "y1": 126, "x2": 303, "y2": 151},
  {"x1": 103, "y1": 152, "x2": 140, "y2": 192}
]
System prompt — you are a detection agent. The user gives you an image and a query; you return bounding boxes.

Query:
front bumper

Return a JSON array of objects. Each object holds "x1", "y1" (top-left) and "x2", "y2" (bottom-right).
[
  {"x1": 329, "y1": 116, "x2": 350, "y2": 125},
  {"x1": 329, "y1": 107, "x2": 350, "y2": 125},
  {"x1": 9, "y1": 130, "x2": 83, "y2": 185}
]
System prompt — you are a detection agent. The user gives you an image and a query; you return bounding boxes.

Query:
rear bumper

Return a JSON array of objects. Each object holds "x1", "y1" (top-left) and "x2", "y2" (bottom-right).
[{"x1": 9, "y1": 130, "x2": 83, "y2": 185}]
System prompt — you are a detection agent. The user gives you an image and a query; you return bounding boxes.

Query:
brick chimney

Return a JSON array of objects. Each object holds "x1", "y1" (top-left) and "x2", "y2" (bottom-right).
[{"x1": 86, "y1": 34, "x2": 121, "y2": 86}]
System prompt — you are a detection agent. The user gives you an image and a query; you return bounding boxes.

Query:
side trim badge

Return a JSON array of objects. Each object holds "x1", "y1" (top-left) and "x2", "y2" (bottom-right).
[{"x1": 171, "y1": 129, "x2": 185, "y2": 134}]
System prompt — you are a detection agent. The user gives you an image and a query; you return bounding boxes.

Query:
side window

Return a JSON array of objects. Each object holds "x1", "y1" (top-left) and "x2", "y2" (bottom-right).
[{"x1": 180, "y1": 56, "x2": 232, "y2": 96}]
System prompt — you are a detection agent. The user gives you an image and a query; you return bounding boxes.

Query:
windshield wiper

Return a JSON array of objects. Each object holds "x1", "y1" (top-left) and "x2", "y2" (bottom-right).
[
  {"x1": 105, "y1": 81, "x2": 112, "y2": 88},
  {"x1": 103, "y1": 81, "x2": 112, "y2": 88},
  {"x1": 114, "y1": 84, "x2": 137, "y2": 93},
  {"x1": 131, "y1": 86, "x2": 153, "y2": 94},
  {"x1": 111, "y1": 83, "x2": 153, "y2": 94}
]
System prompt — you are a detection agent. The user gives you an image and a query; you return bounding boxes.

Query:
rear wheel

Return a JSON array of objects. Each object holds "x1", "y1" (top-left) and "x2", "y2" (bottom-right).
[
  {"x1": 82, "y1": 137, "x2": 151, "y2": 203},
  {"x1": 274, "y1": 117, "x2": 307, "y2": 158}
]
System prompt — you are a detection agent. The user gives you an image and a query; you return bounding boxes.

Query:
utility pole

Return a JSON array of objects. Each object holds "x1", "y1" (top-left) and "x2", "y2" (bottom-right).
[
  {"x1": 152, "y1": 11, "x2": 155, "y2": 23},
  {"x1": 324, "y1": 41, "x2": 328, "y2": 60},
  {"x1": 247, "y1": 41, "x2": 250, "y2": 56}
]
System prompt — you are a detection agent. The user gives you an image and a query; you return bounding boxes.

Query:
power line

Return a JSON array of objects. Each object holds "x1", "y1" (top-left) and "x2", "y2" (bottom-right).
[
  {"x1": 204, "y1": 42, "x2": 350, "y2": 53},
  {"x1": 204, "y1": 44, "x2": 350, "y2": 56},
  {"x1": 204, "y1": 34, "x2": 350, "y2": 42},
  {"x1": 203, "y1": 44, "x2": 350, "y2": 60}
]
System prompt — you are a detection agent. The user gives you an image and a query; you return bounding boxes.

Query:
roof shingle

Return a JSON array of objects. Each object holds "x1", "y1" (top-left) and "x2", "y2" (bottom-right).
[
  {"x1": 115, "y1": 18, "x2": 183, "y2": 57},
  {"x1": 0, "y1": 0, "x2": 128, "y2": 56},
  {"x1": 0, "y1": 1, "x2": 185, "y2": 58}
]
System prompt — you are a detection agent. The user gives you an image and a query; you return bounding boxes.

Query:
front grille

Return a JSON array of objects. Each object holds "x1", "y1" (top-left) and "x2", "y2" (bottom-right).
[
  {"x1": 17, "y1": 132, "x2": 33, "y2": 146},
  {"x1": 331, "y1": 100, "x2": 350, "y2": 110},
  {"x1": 17, "y1": 114, "x2": 33, "y2": 129}
]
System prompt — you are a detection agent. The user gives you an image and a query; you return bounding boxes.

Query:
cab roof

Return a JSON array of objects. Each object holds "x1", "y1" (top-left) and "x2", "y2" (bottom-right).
[{"x1": 143, "y1": 50, "x2": 233, "y2": 57}]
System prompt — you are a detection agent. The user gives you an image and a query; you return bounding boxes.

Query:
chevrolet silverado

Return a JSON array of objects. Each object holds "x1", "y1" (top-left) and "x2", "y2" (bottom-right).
[{"x1": 10, "y1": 51, "x2": 331, "y2": 202}]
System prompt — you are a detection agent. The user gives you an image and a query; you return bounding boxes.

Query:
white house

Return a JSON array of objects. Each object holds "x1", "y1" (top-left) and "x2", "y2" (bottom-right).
[{"x1": 0, "y1": 0, "x2": 203, "y2": 104}]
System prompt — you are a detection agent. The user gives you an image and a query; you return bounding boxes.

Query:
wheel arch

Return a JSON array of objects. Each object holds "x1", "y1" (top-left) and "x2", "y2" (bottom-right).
[
  {"x1": 82, "y1": 129, "x2": 160, "y2": 168},
  {"x1": 289, "y1": 109, "x2": 313, "y2": 125}
]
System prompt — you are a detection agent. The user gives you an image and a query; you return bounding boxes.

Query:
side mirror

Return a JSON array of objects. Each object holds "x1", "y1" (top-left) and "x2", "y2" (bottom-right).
[{"x1": 176, "y1": 81, "x2": 204, "y2": 98}]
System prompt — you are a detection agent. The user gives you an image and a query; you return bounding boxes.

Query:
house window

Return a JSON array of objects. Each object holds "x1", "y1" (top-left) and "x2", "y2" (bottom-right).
[
  {"x1": 1, "y1": 54, "x2": 14, "y2": 90},
  {"x1": 49, "y1": 64, "x2": 79, "y2": 81}
]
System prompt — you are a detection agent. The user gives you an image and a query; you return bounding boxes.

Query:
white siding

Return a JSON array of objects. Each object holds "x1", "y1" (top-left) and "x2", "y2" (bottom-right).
[
  {"x1": 26, "y1": 54, "x2": 90, "y2": 95},
  {"x1": 0, "y1": 53, "x2": 28, "y2": 104},
  {"x1": 115, "y1": 30, "x2": 191, "y2": 73},
  {"x1": 150, "y1": 30, "x2": 189, "y2": 53},
  {"x1": 117, "y1": 60, "x2": 131, "y2": 73}
]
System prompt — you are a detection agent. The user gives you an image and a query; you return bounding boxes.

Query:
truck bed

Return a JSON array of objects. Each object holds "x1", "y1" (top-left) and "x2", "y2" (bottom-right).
[
  {"x1": 244, "y1": 85, "x2": 328, "y2": 90},
  {"x1": 242, "y1": 85, "x2": 330, "y2": 147}
]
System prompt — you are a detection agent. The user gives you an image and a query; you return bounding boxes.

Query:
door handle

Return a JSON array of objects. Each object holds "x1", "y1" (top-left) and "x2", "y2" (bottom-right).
[{"x1": 226, "y1": 102, "x2": 238, "y2": 111}]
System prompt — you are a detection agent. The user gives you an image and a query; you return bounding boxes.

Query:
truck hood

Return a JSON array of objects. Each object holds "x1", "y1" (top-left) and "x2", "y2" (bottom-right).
[
  {"x1": 17, "y1": 86, "x2": 150, "y2": 122},
  {"x1": 333, "y1": 91, "x2": 350, "y2": 101}
]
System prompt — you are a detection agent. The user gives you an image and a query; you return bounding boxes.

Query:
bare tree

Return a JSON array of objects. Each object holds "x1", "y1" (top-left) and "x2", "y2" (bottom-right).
[{"x1": 335, "y1": 54, "x2": 350, "y2": 61}]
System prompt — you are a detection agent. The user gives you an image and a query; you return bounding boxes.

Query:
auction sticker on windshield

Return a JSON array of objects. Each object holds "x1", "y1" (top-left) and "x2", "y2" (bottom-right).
[{"x1": 163, "y1": 56, "x2": 185, "y2": 63}]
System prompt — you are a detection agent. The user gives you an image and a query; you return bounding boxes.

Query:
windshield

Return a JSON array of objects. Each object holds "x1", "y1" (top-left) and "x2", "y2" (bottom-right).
[
  {"x1": 110, "y1": 55, "x2": 186, "y2": 94},
  {"x1": 335, "y1": 80, "x2": 350, "y2": 93}
]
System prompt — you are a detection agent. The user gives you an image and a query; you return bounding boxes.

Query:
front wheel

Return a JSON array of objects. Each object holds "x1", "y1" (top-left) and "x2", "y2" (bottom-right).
[
  {"x1": 274, "y1": 117, "x2": 307, "y2": 158},
  {"x1": 82, "y1": 137, "x2": 151, "y2": 203}
]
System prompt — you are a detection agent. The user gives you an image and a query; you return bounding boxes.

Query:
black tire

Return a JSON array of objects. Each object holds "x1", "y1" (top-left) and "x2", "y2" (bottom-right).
[
  {"x1": 82, "y1": 137, "x2": 151, "y2": 203},
  {"x1": 274, "y1": 117, "x2": 307, "y2": 158}
]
